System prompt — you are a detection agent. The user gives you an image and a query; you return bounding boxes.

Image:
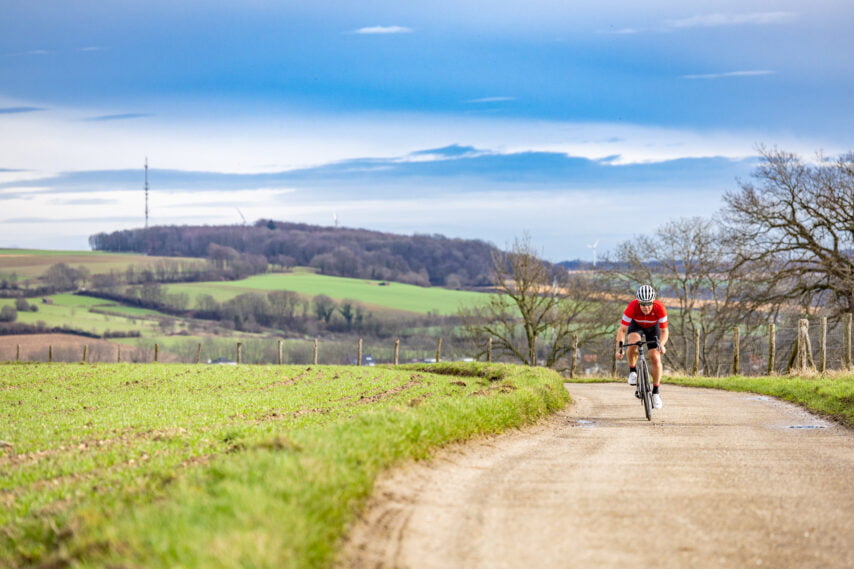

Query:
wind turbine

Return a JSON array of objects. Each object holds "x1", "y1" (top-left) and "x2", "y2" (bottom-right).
[
  {"x1": 236, "y1": 208, "x2": 247, "y2": 226},
  {"x1": 587, "y1": 239, "x2": 600, "y2": 267},
  {"x1": 333, "y1": 212, "x2": 339, "y2": 228}
]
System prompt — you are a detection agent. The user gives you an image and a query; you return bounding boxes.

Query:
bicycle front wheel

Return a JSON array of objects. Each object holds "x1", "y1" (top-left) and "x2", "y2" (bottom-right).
[{"x1": 638, "y1": 358, "x2": 653, "y2": 420}]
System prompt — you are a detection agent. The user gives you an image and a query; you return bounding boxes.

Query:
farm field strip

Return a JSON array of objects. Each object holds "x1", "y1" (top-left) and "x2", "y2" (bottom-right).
[
  {"x1": 0, "y1": 362, "x2": 568, "y2": 569},
  {"x1": 0, "y1": 250, "x2": 201, "y2": 280}
]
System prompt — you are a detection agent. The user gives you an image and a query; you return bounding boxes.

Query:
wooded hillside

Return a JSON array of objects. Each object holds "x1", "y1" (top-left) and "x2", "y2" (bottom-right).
[{"x1": 89, "y1": 221, "x2": 498, "y2": 287}]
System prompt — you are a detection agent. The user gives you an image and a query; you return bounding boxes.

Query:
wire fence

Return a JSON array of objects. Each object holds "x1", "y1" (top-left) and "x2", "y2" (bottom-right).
[
  {"x1": 602, "y1": 314, "x2": 854, "y2": 378},
  {"x1": 2, "y1": 314, "x2": 852, "y2": 377},
  {"x1": 0, "y1": 334, "x2": 482, "y2": 367}
]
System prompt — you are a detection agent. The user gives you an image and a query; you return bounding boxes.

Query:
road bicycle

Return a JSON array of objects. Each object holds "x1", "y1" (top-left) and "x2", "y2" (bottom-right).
[{"x1": 619, "y1": 337, "x2": 659, "y2": 421}]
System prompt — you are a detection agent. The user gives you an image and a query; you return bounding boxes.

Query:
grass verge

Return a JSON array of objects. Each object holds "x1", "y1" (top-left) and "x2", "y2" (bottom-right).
[
  {"x1": 664, "y1": 373, "x2": 854, "y2": 428},
  {"x1": 1, "y1": 362, "x2": 568, "y2": 569}
]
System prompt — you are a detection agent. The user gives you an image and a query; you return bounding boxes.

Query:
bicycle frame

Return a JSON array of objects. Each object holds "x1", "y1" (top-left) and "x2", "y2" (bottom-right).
[{"x1": 619, "y1": 337, "x2": 658, "y2": 421}]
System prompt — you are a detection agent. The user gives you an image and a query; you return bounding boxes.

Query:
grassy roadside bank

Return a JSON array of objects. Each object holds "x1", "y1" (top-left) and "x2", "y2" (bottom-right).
[
  {"x1": 572, "y1": 374, "x2": 854, "y2": 428},
  {"x1": 664, "y1": 374, "x2": 854, "y2": 429},
  {"x1": 1, "y1": 362, "x2": 569, "y2": 569}
]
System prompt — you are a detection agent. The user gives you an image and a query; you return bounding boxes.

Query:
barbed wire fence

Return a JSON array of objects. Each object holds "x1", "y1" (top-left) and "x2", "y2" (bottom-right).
[{"x1": 1, "y1": 314, "x2": 852, "y2": 377}]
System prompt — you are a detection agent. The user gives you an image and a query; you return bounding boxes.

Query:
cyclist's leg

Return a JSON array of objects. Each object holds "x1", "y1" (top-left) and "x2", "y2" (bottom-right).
[
  {"x1": 625, "y1": 321, "x2": 644, "y2": 367},
  {"x1": 645, "y1": 325, "x2": 663, "y2": 387},
  {"x1": 626, "y1": 331, "x2": 641, "y2": 367}
]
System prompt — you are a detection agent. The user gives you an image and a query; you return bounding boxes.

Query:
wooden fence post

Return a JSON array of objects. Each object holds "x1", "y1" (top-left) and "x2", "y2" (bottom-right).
[
  {"x1": 49, "y1": 345, "x2": 53, "y2": 363},
  {"x1": 117, "y1": 345, "x2": 121, "y2": 363},
  {"x1": 820, "y1": 316, "x2": 828, "y2": 373},
  {"x1": 435, "y1": 337, "x2": 442, "y2": 363},
  {"x1": 195, "y1": 343, "x2": 202, "y2": 364},
  {"x1": 393, "y1": 338, "x2": 400, "y2": 365},
  {"x1": 277, "y1": 340, "x2": 283, "y2": 365},
  {"x1": 569, "y1": 334, "x2": 578, "y2": 378},
  {"x1": 236, "y1": 342, "x2": 243, "y2": 365},
  {"x1": 845, "y1": 313, "x2": 853, "y2": 370},
  {"x1": 787, "y1": 332, "x2": 798, "y2": 373},
  {"x1": 82, "y1": 345, "x2": 88, "y2": 364},
  {"x1": 486, "y1": 337, "x2": 492, "y2": 363},
  {"x1": 732, "y1": 327, "x2": 740, "y2": 376},
  {"x1": 357, "y1": 338, "x2": 363, "y2": 366},
  {"x1": 611, "y1": 339, "x2": 617, "y2": 377},
  {"x1": 693, "y1": 328, "x2": 700, "y2": 376},
  {"x1": 313, "y1": 338, "x2": 319, "y2": 365},
  {"x1": 795, "y1": 318, "x2": 816, "y2": 373},
  {"x1": 16, "y1": 344, "x2": 20, "y2": 363},
  {"x1": 767, "y1": 323, "x2": 776, "y2": 375}
]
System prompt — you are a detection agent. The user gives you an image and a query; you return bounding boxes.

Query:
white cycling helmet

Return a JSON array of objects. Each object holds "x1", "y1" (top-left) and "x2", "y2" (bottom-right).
[{"x1": 636, "y1": 285, "x2": 656, "y2": 303}]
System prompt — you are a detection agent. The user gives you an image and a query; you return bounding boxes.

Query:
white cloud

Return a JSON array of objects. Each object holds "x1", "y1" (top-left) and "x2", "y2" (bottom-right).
[
  {"x1": 352, "y1": 25, "x2": 413, "y2": 35},
  {"x1": 682, "y1": 70, "x2": 775, "y2": 79},
  {"x1": 666, "y1": 12, "x2": 796, "y2": 29}
]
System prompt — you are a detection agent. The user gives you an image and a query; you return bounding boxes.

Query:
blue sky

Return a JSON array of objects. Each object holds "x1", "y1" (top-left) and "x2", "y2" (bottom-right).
[{"x1": 1, "y1": 0, "x2": 851, "y2": 261}]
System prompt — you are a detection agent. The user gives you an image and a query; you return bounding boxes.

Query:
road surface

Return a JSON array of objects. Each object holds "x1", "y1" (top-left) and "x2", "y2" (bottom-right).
[{"x1": 338, "y1": 383, "x2": 854, "y2": 569}]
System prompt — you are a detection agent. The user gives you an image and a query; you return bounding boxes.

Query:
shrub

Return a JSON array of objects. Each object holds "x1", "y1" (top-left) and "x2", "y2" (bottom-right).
[{"x1": 0, "y1": 305, "x2": 18, "y2": 322}]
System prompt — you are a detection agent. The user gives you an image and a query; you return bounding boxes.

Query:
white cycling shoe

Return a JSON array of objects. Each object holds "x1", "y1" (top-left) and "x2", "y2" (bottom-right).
[
  {"x1": 627, "y1": 371, "x2": 637, "y2": 385},
  {"x1": 652, "y1": 394, "x2": 663, "y2": 409}
]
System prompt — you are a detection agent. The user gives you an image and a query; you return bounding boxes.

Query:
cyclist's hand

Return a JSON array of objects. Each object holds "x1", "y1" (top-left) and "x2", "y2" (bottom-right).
[
  {"x1": 659, "y1": 344, "x2": 666, "y2": 355},
  {"x1": 616, "y1": 348, "x2": 624, "y2": 360}
]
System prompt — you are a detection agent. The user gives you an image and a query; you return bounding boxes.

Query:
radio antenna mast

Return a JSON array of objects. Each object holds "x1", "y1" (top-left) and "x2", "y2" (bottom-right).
[{"x1": 144, "y1": 157, "x2": 150, "y2": 230}]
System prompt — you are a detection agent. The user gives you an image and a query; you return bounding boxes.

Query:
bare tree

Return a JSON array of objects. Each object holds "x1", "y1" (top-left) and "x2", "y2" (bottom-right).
[
  {"x1": 313, "y1": 294, "x2": 337, "y2": 324},
  {"x1": 460, "y1": 235, "x2": 611, "y2": 367},
  {"x1": 722, "y1": 147, "x2": 854, "y2": 316},
  {"x1": 43, "y1": 263, "x2": 89, "y2": 292},
  {"x1": 606, "y1": 217, "x2": 775, "y2": 374}
]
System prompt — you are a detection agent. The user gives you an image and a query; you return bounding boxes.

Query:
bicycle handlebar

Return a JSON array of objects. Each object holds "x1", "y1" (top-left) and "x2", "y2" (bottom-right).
[{"x1": 618, "y1": 337, "x2": 660, "y2": 352}]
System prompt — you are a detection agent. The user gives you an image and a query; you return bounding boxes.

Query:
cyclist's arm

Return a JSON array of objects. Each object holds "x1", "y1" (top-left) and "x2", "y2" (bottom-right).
[
  {"x1": 659, "y1": 327, "x2": 669, "y2": 352},
  {"x1": 615, "y1": 324, "x2": 628, "y2": 355}
]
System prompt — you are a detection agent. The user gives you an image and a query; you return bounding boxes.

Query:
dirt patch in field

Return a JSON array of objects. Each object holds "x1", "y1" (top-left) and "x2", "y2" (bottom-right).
[{"x1": 0, "y1": 333, "x2": 147, "y2": 363}]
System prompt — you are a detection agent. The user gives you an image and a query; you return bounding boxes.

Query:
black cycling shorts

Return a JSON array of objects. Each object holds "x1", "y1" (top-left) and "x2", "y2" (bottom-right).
[{"x1": 627, "y1": 321, "x2": 661, "y2": 349}]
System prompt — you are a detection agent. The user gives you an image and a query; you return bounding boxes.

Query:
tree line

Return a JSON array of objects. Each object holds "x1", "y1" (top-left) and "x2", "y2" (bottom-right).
[{"x1": 89, "y1": 221, "x2": 501, "y2": 288}]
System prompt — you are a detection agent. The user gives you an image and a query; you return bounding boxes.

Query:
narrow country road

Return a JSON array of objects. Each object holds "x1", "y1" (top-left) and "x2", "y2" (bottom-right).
[{"x1": 338, "y1": 383, "x2": 854, "y2": 569}]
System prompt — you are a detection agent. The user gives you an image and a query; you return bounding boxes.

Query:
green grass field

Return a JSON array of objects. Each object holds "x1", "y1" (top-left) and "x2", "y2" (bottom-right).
[
  {"x1": 167, "y1": 269, "x2": 489, "y2": 315},
  {"x1": 0, "y1": 250, "x2": 486, "y2": 315},
  {"x1": 1, "y1": 267, "x2": 490, "y2": 351},
  {"x1": 0, "y1": 362, "x2": 568, "y2": 569},
  {"x1": 0, "y1": 296, "x2": 163, "y2": 336}
]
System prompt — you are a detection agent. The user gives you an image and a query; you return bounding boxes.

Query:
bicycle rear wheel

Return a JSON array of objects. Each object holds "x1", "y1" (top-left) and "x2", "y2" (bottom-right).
[{"x1": 638, "y1": 358, "x2": 653, "y2": 420}]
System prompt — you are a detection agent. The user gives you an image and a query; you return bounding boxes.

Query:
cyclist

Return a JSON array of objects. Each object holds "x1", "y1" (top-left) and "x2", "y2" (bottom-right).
[{"x1": 615, "y1": 285, "x2": 668, "y2": 409}]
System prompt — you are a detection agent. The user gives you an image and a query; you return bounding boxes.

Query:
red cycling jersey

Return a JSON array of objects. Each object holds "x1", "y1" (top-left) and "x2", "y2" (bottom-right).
[{"x1": 621, "y1": 299, "x2": 668, "y2": 329}]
